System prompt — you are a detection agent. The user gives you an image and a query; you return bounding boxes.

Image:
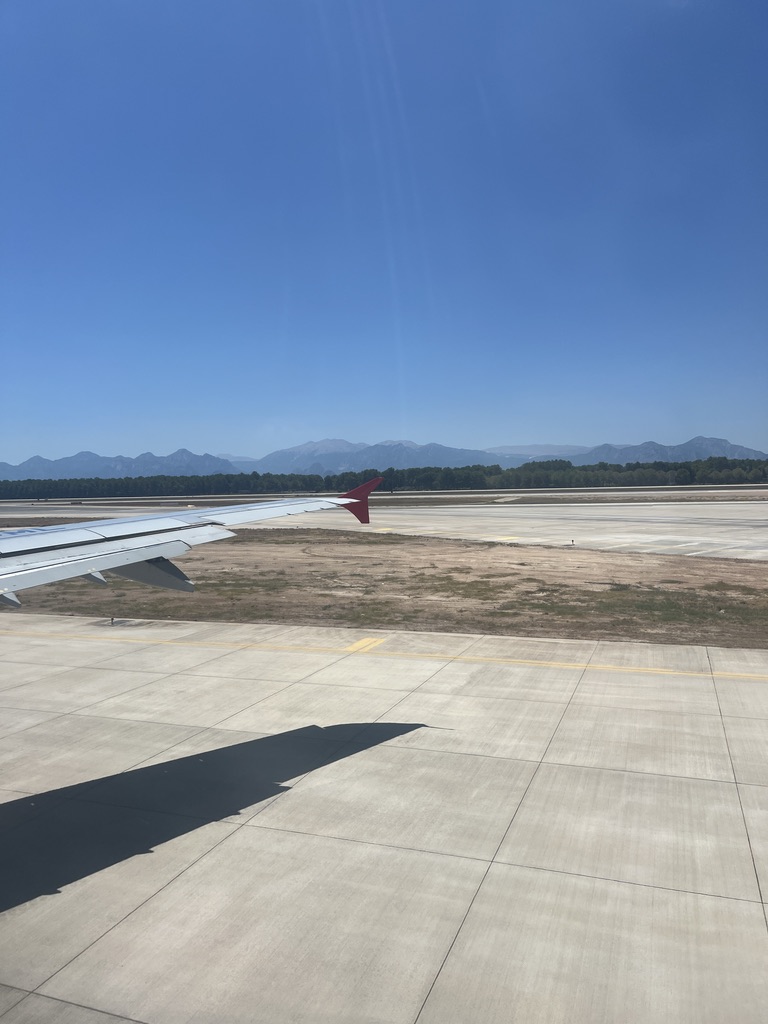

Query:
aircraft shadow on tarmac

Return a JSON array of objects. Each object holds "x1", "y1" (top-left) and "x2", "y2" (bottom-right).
[{"x1": 0, "y1": 722, "x2": 422, "y2": 913}]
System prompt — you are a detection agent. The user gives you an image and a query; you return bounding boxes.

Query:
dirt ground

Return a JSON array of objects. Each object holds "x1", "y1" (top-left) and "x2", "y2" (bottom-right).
[{"x1": 5, "y1": 526, "x2": 767, "y2": 649}]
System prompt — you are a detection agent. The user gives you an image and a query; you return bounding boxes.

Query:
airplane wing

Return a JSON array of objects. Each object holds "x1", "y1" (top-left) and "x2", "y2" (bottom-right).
[{"x1": 0, "y1": 477, "x2": 383, "y2": 606}]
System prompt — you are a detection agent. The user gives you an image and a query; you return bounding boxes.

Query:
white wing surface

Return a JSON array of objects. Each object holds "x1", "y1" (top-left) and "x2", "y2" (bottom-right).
[{"x1": 0, "y1": 478, "x2": 383, "y2": 606}]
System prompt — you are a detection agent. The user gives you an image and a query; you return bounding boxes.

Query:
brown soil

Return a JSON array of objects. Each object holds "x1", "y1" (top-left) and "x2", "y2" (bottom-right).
[{"x1": 6, "y1": 526, "x2": 767, "y2": 648}]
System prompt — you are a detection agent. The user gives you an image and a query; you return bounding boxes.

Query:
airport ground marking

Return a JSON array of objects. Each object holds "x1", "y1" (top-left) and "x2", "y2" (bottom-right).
[
  {"x1": 3, "y1": 626, "x2": 768, "y2": 681},
  {"x1": 344, "y1": 637, "x2": 387, "y2": 653}
]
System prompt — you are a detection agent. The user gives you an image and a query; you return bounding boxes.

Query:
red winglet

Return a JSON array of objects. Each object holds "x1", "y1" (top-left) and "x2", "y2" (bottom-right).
[{"x1": 338, "y1": 476, "x2": 384, "y2": 524}]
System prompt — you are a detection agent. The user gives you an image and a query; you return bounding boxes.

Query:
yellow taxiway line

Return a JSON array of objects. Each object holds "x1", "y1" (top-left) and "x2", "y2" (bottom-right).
[
  {"x1": 2, "y1": 626, "x2": 767, "y2": 682},
  {"x1": 344, "y1": 637, "x2": 388, "y2": 653}
]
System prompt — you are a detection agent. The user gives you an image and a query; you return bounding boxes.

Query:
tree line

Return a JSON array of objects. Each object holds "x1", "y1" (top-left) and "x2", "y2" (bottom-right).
[{"x1": 0, "y1": 457, "x2": 766, "y2": 500}]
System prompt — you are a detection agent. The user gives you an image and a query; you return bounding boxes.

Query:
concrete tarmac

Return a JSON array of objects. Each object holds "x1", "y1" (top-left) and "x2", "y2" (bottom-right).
[
  {"x1": 1, "y1": 614, "x2": 768, "y2": 1023},
  {"x1": 259, "y1": 500, "x2": 768, "y2": 560}
]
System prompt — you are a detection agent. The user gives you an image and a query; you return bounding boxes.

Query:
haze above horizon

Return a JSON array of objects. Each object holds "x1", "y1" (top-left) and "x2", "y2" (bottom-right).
[{"x1": 3, "y1": 1, "x2": 766, "y2": 463}]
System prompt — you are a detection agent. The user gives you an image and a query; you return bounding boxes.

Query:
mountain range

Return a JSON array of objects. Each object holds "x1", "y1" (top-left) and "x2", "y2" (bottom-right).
[
  {"x1": 0, "y1": 449, "x2": 235, "y2": 482},
  {"x1": 1, "y1": 437, "x2": 766, "y2": 481},
  {"x1": 220, "y1": 436, "x2": 768, "y2": 474}
]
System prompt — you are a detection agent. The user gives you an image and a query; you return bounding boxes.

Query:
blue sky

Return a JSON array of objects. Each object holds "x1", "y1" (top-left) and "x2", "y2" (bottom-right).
[{"x1": 3, "y1": 0, "x2": 767, "y2": 462}]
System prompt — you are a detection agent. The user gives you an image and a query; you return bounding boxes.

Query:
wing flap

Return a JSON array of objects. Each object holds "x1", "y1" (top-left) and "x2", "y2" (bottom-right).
[
  {"x1": 0, "y1": 525, "x2": 234, "y2": 596},
  {"x1": 109, "y1": 557, "x2": 195, "y2": 592},
  {"x1": 0, "y1": 539, "x2": 191, "y2": 595}
]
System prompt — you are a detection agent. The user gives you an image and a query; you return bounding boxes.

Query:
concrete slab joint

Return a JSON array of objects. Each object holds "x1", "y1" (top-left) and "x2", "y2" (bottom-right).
[{"x1": 1, "y1": 613, "x2": 767, "y2": 1024}]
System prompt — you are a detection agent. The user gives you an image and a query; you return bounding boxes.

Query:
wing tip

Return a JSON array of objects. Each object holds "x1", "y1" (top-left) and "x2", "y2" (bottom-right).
[{"x1": 338, "y1": 476, "x2": 384, "y2": 525}]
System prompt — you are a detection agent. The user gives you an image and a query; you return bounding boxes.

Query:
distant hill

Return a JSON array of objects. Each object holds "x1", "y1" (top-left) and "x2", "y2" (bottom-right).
[
  {"x1": 486, "y1": 444, "x2": 592, "y2": 457},
  {"x1": 240, "y1": 439, "x2": 530, "y2": 474},
  {"x1": 0, "y1": 449, "x2": 238, "y2": 481},
  {"x1": 2, "y1": 436, "x2": 765, "y2": 481},
  {"x1": 232, "y1": 436, "x2": 768, "y2": 474},
  {"x1": 229, "y1": 439, "x2": 370, "y2": 475},
  {"x1": 550, "y1": 436, "x2": 768, "y2": 467}
]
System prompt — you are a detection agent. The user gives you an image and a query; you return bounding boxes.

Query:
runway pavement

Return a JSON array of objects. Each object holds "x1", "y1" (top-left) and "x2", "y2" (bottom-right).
[
  {"x1": 3, "y1": 494, "x2": 767, "y2": 560},
  {"x1": 259, "y1": 500, "x2": 768, "y2": 560},
  {"x1": 1, "y1": 614, "x2": 768, "y2": 1023}
]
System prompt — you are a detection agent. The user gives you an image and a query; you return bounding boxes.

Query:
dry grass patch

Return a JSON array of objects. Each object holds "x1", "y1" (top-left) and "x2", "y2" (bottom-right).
[{"x1": 3, "y1": 526, "x2": 766, "y2": 647}]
